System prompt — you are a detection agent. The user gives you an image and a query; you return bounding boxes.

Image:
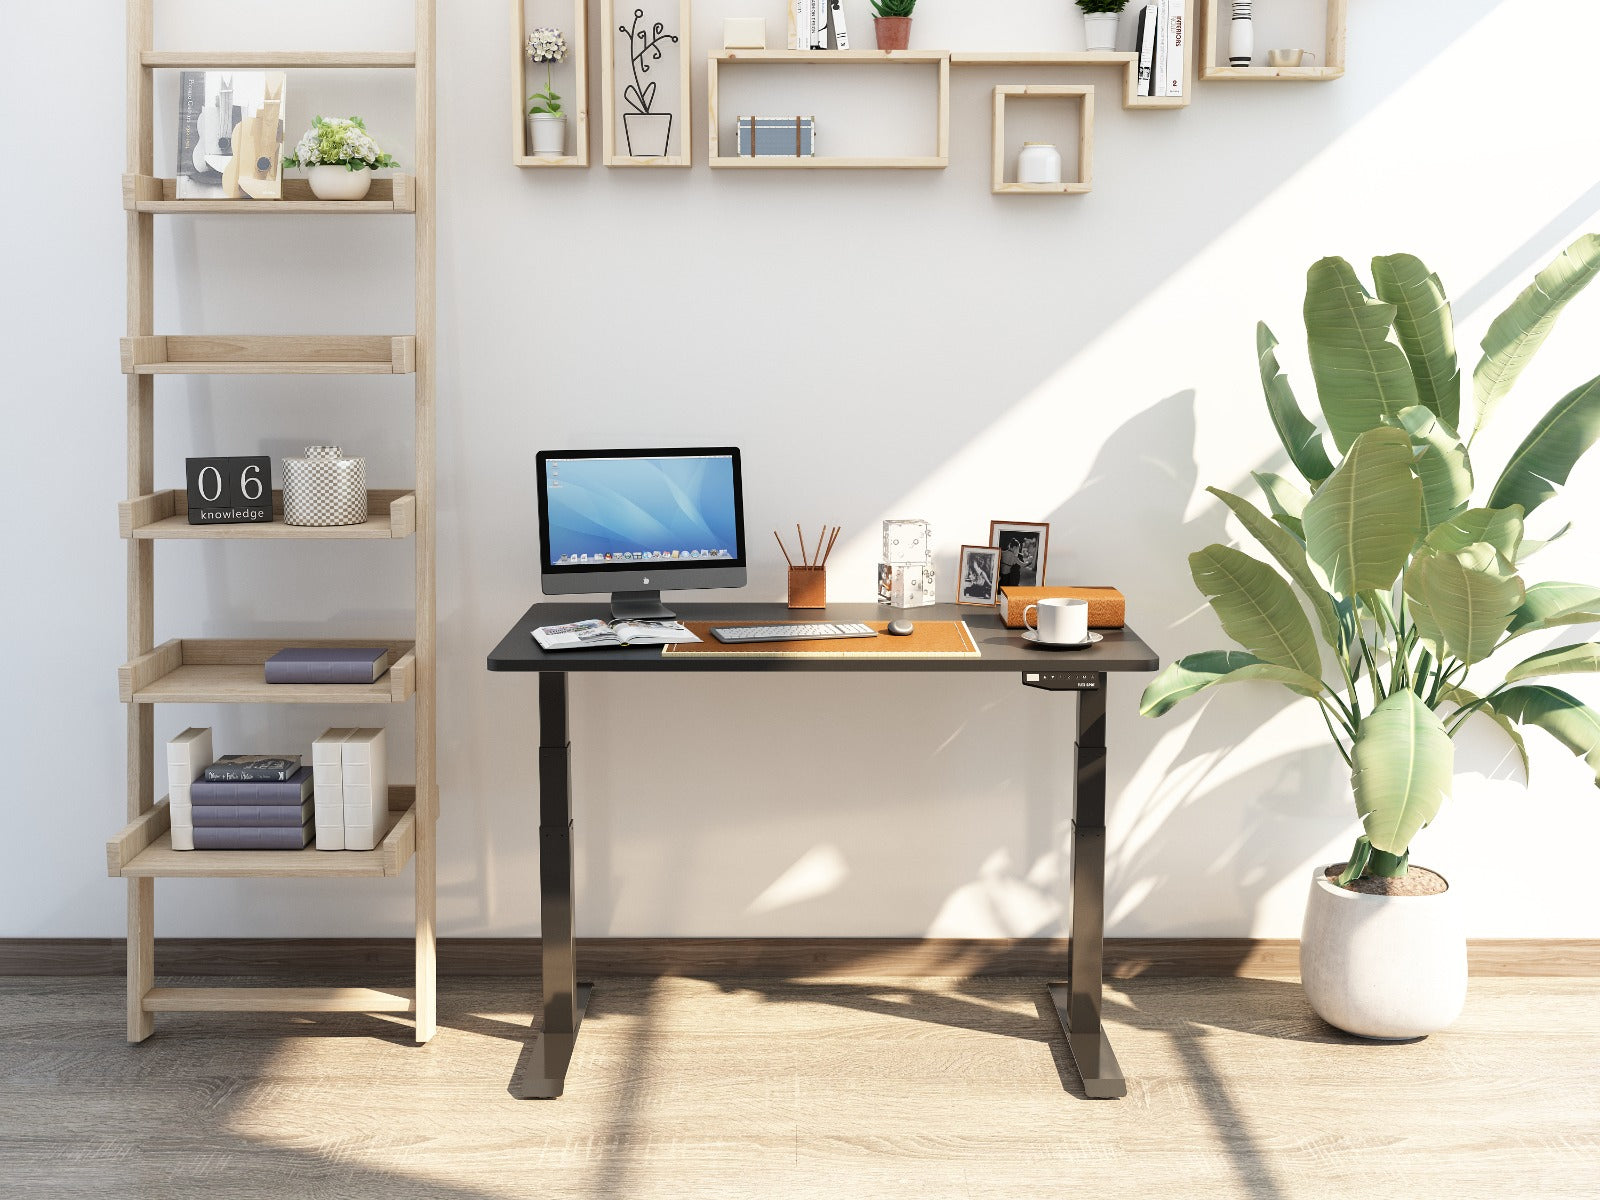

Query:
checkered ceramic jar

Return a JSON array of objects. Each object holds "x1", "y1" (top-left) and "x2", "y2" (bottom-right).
[{"x1": 282, "y1": 445, "x2": 367, "y2": 527}]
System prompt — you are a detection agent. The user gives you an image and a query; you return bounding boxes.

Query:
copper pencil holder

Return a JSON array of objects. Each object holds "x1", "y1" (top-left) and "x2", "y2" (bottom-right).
[{"x1": 787, "y1": 566, "x2": 827, "y2": 609}]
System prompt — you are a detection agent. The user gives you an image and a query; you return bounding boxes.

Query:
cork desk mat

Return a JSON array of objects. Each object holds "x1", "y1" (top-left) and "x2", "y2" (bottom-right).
[{"x1": 665, "y1": 620, "x2": 980, "y2": 659}]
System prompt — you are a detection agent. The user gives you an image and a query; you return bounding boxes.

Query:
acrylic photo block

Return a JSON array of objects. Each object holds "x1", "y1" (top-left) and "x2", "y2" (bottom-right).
[
  {"x1": 342, "y1": 728, "x2": 388, "y2": 852},
  {"x1": 882, "y1": 519, "x2": 932, "y2": 564},
  {"x1": 312, "y1": 728, "x2": 356, "y2": 851},
  {"x1": 165, "y1": 727, "x2": 214, "y2": 851},
  {"x1": 879, "y1": 562, "x2": 937, "y2": 608}
]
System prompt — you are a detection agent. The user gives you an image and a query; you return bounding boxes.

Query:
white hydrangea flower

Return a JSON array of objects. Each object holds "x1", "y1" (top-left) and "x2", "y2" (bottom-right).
[{"x1": 526, "y1": 27, "x2": 568, "y2": 63}]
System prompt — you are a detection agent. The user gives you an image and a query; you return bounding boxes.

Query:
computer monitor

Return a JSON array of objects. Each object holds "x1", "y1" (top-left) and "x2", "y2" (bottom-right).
[{"x1": 536, "y1": 447, "x2": 747, "y2": 620}]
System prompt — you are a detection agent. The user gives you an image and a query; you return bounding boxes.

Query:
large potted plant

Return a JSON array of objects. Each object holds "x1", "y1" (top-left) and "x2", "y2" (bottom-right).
[
  {"x1": 871, "y1": 0, "x2": 916, "y2": 51},
  {"x1": 1076, "y1": 0, "x2": 1128, "y2": 52},
  {"x1": 1141, "y1": 236, "x2": 1600, "y2": 1039}
]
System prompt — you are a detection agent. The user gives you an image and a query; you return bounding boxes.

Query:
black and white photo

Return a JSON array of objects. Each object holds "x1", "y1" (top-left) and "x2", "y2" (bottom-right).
[
  {"x1": 990, "y1": 521, "x2": 1050, "y2": 589},
  {"x1": 958, "y1": 545, "x2": 1001, "y2": 605}
]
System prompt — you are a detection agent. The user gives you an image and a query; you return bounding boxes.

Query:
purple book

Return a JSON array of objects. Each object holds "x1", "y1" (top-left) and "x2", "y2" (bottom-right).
[
  {"x1": 265, "y1": 647, "x2": 390, "y2": 685},
  {"x1": 191, "y1": 800, "x2": 314, "y2": 828},
  {"x1": 190, "y1": 766, "x2": 312, "y2": 805},
  {"x1": 192, "y1": 822, "x2": 313, "y2": 850}
]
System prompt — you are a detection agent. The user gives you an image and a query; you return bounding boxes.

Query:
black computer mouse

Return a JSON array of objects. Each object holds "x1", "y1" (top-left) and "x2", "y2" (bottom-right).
[{"x1": 887, "y1": 619, "x2": 914, "y2": 636}]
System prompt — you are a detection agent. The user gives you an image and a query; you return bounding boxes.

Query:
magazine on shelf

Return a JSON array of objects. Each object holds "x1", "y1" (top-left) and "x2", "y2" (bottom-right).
[
  {"x1": 532, "y1": 619, "x2": 702, "y2": 651},
  {"x1": 175, "y1": 70, "x2": 286, "y2": 199},
  {"x1": 1137, "y1": 6, "x2": 1157, "y2": 96}
]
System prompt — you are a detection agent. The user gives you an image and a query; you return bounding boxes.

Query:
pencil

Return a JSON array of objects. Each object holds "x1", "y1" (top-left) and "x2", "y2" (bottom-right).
[
  {"x1": 822, "y1": 526, "x2": 840, "y2": 566},
  {"x1": 796, "y1": 523, "x2": 808, "y2": 568},
  {"x1": 774, "y1": 530, "x2": 794, "y2": 568},
  {"x1": 816, "y1": 526, "x2": 827, "y2": 566}
]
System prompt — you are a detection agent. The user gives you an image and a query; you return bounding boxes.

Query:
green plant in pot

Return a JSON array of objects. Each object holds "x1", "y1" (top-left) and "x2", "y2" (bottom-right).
[
  {"x1": 1141, "y1": 235, "x2": 1600, "y2": 1039},
  {"x1": 1077, "y1": 0, "x2": 1129, "y2": 52},
  {"x1": 871, "y1": 0, "x2": 917, "y2": 51}
]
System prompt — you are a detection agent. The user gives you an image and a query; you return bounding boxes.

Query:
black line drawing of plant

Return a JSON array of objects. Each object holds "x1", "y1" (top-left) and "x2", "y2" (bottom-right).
[{"x1": 618, "y1": 7, "x2": 678, "y2": 116}]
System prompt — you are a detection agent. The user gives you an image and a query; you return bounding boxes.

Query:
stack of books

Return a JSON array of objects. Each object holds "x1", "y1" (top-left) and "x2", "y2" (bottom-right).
[
  {"x1": 311, "y1": 728, "x2": 389, "y2": 851},
  {"x1": 1134, "y1": 0, "x2": 1186, "y2": 98},
  {"x1": 166, "y1": 732, "x2": 313, "y2": 849}
]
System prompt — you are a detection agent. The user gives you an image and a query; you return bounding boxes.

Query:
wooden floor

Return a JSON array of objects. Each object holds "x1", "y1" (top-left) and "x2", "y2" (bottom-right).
[{"x1": 1, "y1": 974, "x2": 1595, "y2": 1199}]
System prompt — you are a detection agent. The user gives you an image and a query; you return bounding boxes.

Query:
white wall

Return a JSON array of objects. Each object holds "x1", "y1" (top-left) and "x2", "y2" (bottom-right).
[{"x1": 3, "y1": 1, "x2": 1597, "y2": 942}]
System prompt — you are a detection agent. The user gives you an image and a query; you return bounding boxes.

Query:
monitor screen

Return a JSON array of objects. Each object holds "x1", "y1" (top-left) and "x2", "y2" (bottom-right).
[{"x1": 538, "y1": 448, "x2": 745, "y2": 572}]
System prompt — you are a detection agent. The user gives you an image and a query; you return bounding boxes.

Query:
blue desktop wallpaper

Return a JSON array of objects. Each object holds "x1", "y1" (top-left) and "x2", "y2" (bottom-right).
[{"x1": 545, "y1": 455, "x2": 740, "y2": 563}]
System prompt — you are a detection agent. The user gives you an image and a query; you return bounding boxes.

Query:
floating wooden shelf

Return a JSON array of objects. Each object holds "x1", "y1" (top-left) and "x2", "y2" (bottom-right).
[
  {"x1": 512, "y1": 0, "x2": 589, "y2": 167},
  {"x1": 123, "y1": 174, "x2": 416, "y2": 213},
  {"x1": 119, "y1": 638, "x2": 417, "y2": 705},
  {"x1": 950, "y1": 48, "x2": 1189, "y2": 111},
  {"x1": 119, "y1": 489, "x2": 417, "y2": 540},
  {"x1": 141, "y1": 51, "x2": 416, "y2": 69},
  {"x1": 991, "y1": 85, "x2": 1094, "y2": 196},
  {"x1": 602, "y1": 0, "x2": 693, "y2": 167},
  {"x1": 119, "y1": 335, "x2": 416, "y2": 375},
  {"x1": 707, "y1": 50, "x2": 950, "y2": 170},
  {"x1": 1200, "y1": 0, "x2": 1346, "y2": 81},
  {"x1": 107, "y1": 788, "x2": 420, "y2": 879}
]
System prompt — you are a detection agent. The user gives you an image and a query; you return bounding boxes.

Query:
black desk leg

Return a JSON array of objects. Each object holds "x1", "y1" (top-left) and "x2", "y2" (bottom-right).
[
  {"x1": 510, "y1": 671, "x2": 594, "y2": 1099},
  {"x1": 1027, "y1": 672, "x2": 1127, "y2": 1099}
]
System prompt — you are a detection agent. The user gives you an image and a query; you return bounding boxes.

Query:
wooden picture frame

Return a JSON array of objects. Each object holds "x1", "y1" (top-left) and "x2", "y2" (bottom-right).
[
  {"x1": 957, "y1": 545, "x2": 1002, "y2": 606},
  {"x1": 513, "y1": 0, "x2": 590, "y2": 167},
  {"x1": 989, "y1": 521, "x2": 1051, "y2": 589},
  {"x1": 602, "y1": 0, "x2": 693, "y2": 167}
]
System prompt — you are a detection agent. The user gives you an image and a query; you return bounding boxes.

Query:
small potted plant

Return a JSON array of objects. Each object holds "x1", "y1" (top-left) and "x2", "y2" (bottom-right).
[
  {"x1": 871, "y1": 0, "x2": 916, "y2": 51},
  {"x1": 282, "y1": 116, "x2": 398, "y2": 201},
  {"x1": 1076, "y1": 0, "x2": 1128, "y2": 52},
  {"x1": 525, "y1": 26, "x2": 570, "y2": 158}
]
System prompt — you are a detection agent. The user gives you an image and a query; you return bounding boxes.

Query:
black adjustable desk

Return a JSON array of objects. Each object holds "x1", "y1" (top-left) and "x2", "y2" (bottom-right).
[{"x1": 487, "y1": 601, "x2": 1159, "y2": 1100}]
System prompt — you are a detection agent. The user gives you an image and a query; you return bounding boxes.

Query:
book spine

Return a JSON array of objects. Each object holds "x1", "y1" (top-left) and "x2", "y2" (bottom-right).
[
  {"x1": 1153, "y1": 0, "x2": 1170, "y2": 96},
  {"x1": 788, "y1": 0, "x2": 800, "y2": 49},
  {"x1": 1137, "y1": 7, "x2": 1156, "y2": 96},
  {"x1": 830, "y1": 0, "x2": 849, "y2": 50},
  {"x1": 201, "y1": 766, "x2": 297, "y2": 782},
  {"x1": 343, "y1": 728, "x2": 388, "y2": 852},
  {"x1": 192, "y1": 823, "x2": 313, "y2": 851},
  {"x1": 313, "y1": 728, "x2": 353, "y2": 851},
  {"x1": 809, "y1": 0, "x2": 824, "y2": 50},
  {"x1": 176, "y1": 71, "x2": 203, "y2": 192},
  {"x1": 190, "y1": 775, "x2": 312, "y2": 804},
  {"x1": 1166, "y1": 0, "x2": 1186, "y2": 97},
  {"x1": 264, "y1": 660, "x2": 377, "y2": 684},
  {"x1": 191, "y1": 802, "x2": 314, "y2": 828}
]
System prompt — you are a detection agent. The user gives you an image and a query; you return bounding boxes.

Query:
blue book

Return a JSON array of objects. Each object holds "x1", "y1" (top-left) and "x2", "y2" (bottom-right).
[
  {"x1": 192, "y1": 822, "x2": 314, "y2": 850},
  {"x1": 191, "y1": 801, "x2": 314, "y2": 828},
  {"x1": 265, "y1": 647, "x2": 390, "y2": 685},
  {"x1": 190, "y1": 766, "x2": 313, "y2": 805}
]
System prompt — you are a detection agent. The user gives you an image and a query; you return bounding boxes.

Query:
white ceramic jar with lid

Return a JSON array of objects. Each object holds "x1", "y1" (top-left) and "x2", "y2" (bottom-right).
[{"x1": 1017, "y1": 142, "x2": 1062, "y2": 186}]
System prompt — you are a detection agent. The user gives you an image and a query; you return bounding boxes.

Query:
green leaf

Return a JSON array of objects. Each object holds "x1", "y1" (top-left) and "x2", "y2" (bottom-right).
[
  {"x1": 1507, "y1": 582, "x2": 1600, "y2": 636},
  {"x1": 1303, "y1": 427, "x2": 1422, "y2": 598},
  {"x1": 1208, "y1": 486, "x2": 1341, "y2": 653},
  {"x1": 1491, "y1": 685, "x2": 1600, "y2": 786},
  {"x1": 1404, "y1": 544, "x2": 1526, "y2": 665},
  {"x1": 1252, "y1": 471, "x2": 1310, "y2": 539},
  {"x1": 1351, "y1": 690, "x2": 1455, "y2": 857},
  {"x1": 1395, "y1": 406, "x2": 1473, "y2": 534},
  {"x1": 1442, "y1": 686, "x2": 1529, "y2": 780},
  {"x1": 1506, "y1": 642, "x2": 1600, "y2": 683},
  {"x1": 1373, "y1": 253, "x2": 1461, "y2": 428},
  {"x1": 1336, "y1": 835, "x2": 1372, "y2": 886},
  {"x1": 1304, "y1": 257, "x2": 1422, "y2": 452},
  {"x1": 1188, "y1": 545, "x2": 1323, "y2": 677},
  {"x1": 1423, "y1": 506, "x2": 1525, "y2": 562},
  {"x1": 1486, "y1": 374, "x2": 1600, "y2": 517},
  {"x1": 1257, "y1": 322, "x2": 1334, "y2": 486},
  {"x1": 1472, "y1": 233, "x2": 1600, "y2": 437},
  {"x1": 1139, "y1": 651, "x2": 1325, "y2": 719}
]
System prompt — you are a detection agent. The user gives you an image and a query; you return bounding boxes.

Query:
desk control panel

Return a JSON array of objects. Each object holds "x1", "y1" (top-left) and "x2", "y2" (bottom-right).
[{"x1": 1022, "y1": 671, "x2": 1102, "y2": 691}]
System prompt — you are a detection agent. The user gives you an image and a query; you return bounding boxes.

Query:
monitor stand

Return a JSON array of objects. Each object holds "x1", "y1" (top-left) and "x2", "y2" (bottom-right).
[{"x1": 610, "y1": 590, "x2": 676, "y2": 621}]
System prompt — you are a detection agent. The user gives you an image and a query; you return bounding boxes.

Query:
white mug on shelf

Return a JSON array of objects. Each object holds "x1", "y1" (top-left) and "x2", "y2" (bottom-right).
[
  {"x1": 1024, "y1": 597, "x2": 1089, "y2": 645},
  {"x1": 1267, "y1": 49, "x2": 1317, "y2": 67}
]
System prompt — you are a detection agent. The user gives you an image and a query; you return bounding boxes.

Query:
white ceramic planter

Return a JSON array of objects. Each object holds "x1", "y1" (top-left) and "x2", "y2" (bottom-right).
[
  {"x1": 527, "y1": 113, "x2": 568, "y2": 158},
  {"x1": 1082, "y1": 13, "x2": 1120, "y2": 52},
  {"x1": 1017, "y1": 142, "x2": 1063, "y2": 185},
  {"x1": 307, "y1": 165, "x2": 372, "y2": 201},
  {"x1": 1299, "y1": 866, "x2": 1467, "y2": 1040}
]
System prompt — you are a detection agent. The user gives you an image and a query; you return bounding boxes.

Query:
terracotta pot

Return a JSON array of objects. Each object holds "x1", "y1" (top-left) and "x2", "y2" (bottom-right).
[
  {"x1": 874, "y1": 16, "x2": 911, "y2": 51},
  {"x1": 1299, "y1": 865, "x2": 1467, "y2": 1040},
  {"x1": 307, "y1": 165, "x2": 371, "y2": 201}
]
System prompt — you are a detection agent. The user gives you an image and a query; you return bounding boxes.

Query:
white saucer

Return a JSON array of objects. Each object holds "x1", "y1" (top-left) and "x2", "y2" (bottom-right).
[{"x1": 1021, "y1": 629, "x2": 1102, "y2": 651}]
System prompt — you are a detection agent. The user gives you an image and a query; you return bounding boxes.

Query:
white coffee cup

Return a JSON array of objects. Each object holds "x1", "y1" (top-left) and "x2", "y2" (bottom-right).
[{"x1": 1024, "y1": 597, "x2": 1089, "y2": 645}]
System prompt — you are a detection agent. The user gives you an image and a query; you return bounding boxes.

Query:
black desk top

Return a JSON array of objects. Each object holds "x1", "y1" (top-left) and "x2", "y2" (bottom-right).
[{"x1": 487, "y1": 602, "x2": 1160, "y2": 674}]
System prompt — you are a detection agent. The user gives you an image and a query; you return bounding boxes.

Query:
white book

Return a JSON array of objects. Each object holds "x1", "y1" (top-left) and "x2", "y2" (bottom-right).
[
  {"x1": 1137, "y1": 6, "x2": 1158, "y2": 96},
  {"x1": 829, "y1": 0, "x2": 849, "y2": 49},
  {"x1": 342, "y1": 728, "x2": 388, "y2": 851},
  {"x1": 810, "y1": 0, "x2": 826, "y2": 49},
  {"x1": 1165, "y1": 0, "x2": 1186, "y2": 97},
  {"x1": 1153, "y1": 0, "x2": 1170, "y2": 97},
  {"x1": 312, "y1": 728, "x2": 355, "y2": 851},
  {"x1": 166, "y1": 728, "x2": 212, "y2": 850}
]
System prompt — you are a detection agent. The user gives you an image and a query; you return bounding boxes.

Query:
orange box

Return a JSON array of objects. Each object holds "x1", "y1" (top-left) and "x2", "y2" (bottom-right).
[
  {"x1": 998, "y1": 585, "x2": 1125, "y2": 629},
  {"x1": 788, "y1": 566, "x2": 827, "y2": 609}
]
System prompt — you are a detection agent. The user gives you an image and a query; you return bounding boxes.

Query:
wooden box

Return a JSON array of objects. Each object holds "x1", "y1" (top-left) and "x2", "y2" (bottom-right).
[{"x1": 999, "y1": 585, "x2": 1125, "y2": 629}]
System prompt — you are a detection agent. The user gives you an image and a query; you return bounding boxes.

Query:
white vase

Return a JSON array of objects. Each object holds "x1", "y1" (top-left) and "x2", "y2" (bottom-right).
[
  {"x1": 527, "y1": 113, "x2": 568, "y2": 158},
  {"x1": 1017, "y1": 142, "x2": 1062, "y2": 185},
  {"x1": 1082, "y1": 12, "x2": 1120, "y2": 52},
  {"x1": 1299, "y1": 866, "x2": 1467, "y2": 1040},
  {"x1": 1229, "y1": 0, "x2": 1254, "y2": 67},
  {"x1": 306, "y1": 165, "x2": 372, "y2": 201}
]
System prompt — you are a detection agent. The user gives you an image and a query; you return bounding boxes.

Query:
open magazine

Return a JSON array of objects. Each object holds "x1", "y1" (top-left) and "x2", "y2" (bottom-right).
[{"x1": 532, "y1": 619, "x2": 701, "y2": 652}]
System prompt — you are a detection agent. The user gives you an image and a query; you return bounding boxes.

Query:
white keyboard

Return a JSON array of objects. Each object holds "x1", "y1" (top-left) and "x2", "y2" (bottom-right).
[{"x1": 710, "y1": 622, "x2": 879, "y2": 644}]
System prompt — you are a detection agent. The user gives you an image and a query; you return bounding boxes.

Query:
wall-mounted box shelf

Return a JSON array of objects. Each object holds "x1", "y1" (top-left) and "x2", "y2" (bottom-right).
[
  {"x1": 141, "y1": 51, "x2": 416, "y2": 69},
  {"x1": 512, "y1": 0, "x2": 590, "y2": 167},
  {"x1": 602, "y1": 0, "x2": 693, "y2": 166},
  {"x1": 124, "y1": 174, "x2": 416, "y2": 214},
  {"x1": 107, "y1": 788, "x2": 420, "y2": 880},
  {"x1": 120, "y1": 335, "x2": 416, "y2": 375},
  {"x1": 119, "y1": 638, "x2": 417, "y2": 705},
  {"x1": 1201, "y1": 0, "x2": 1346, "y2": 80},
  {"x1": 708, "y1": 51, "x2": 950, "y2": 170},
  {"x1": 992, "y1": 85, "x2": 1093, "y2": 196},
  {"x1": 950, "y1": 46, "x2": 1190, "y2": 110},
  {"x1": 119, "y1": 489, "x2": 417, "y2": 540}
]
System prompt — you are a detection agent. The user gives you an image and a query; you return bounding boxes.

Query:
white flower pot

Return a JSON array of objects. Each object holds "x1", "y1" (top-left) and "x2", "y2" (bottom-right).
[
  {"x1": 1299, "y1": 865, "x2": 1467, "y2": 1040},
  {"x1": 527, "y1": 113, "x2": 568, "y2": 158},
  {"x1": 307, "y1": 165, "x2": 372, "y2": 201},
  {"x1": 1082, "y1": 13, "x2": 1121, "y2": 52}
]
